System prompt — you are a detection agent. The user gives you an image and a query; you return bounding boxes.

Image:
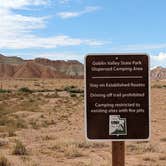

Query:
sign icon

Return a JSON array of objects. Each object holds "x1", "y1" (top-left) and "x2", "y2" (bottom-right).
[{"x1": 109, "y1": 115, "x2": 127, "y2": 136}]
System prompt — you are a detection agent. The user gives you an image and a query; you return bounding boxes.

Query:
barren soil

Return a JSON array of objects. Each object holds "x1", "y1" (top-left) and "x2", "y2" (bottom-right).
[{"x1": 0, "y1": 79, "x2": 165, "y2": 166}]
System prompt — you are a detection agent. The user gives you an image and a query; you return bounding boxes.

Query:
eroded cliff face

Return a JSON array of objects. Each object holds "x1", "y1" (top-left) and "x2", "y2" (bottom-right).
[
  {"x1": 34, "y1": 58, "x2": 84, "y2": 77},
  {"x1": 150, "y1": 66, "x2": 166, "y2": 80},
  {"x1": 1, "y1": 54, "x2": 165, "y2": 80},
  {"x1": 0, "y1": 54, "x2": 84, "y2": 78}
]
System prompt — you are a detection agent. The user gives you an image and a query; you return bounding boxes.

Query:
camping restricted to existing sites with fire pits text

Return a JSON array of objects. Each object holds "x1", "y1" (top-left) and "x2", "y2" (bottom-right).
[{"x1": 85, "y1": 54, "x2": 150, "y2": 140}]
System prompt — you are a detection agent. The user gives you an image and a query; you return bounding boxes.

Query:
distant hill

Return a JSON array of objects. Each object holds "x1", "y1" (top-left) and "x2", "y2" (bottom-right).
[
  {"x1": 35, "y1": 58, "x2": 83, "y2": 77},
  {"x1": 150, "y1": 66, "x2": 166, "y2": 80},
  {"x1": 0, "y1": 54, "x2": 165, "y2": 80},
  {"x1": 0, "y1": 54, "x2": 23, "y2": 64},
  {"x1": 0, "y1": 54, "x2": 83, "y2": 79}
]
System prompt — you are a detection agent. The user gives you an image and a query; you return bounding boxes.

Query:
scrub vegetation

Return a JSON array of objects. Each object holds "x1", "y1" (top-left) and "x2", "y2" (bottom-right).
[{"x1": 0, "y1": 79, "x2": 165, "y2": 166}]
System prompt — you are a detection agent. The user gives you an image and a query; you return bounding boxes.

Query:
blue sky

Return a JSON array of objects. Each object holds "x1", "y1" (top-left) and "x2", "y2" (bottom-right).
[{"x1": 0, "y1": 0, "x2": 166, "y2": 67}]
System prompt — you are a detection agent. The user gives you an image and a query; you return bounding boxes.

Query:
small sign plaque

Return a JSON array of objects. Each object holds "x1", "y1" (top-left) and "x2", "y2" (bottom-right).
[{"x1": 85, "y1": 54, "x2": 150, "y2": 140}]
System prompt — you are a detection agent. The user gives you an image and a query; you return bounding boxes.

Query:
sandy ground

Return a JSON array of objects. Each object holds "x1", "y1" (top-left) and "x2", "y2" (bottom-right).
[{"x1": 0, "y1": 79, "x2": 165, "y2": 166}]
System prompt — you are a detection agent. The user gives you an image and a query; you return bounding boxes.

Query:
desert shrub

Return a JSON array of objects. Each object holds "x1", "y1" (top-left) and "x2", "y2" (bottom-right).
[
  {"x1": 70, "y1": 93, "x2": 77, "y2": 97},
  {"x1": 52, "y1": 140, "x2": 106, "y2": 159},
  {"x1": 0, "y1": 104, "x2": 13, "y2": 117},
  {"x1": 55, "y1": 88, "x2": 63, "y2": 92},
  {"x1": 160, "y1": 137, "x2": 166, "y2": 142},
  {"x1": 0, "y1": 117, "x2": 16, "y2": 128},
  {"x1": 159, "y1": 155, "x2": 166, "y2": 160},
  {"x1": 77, "y1": 142, "x2": 107, "y2": 149},
  {"x1": 0, "y1": 89, "x2": 11, "y2": 93},
  {"x1": 143, "y1": 156, "x2": 155, "y2": 162},
  {"x1": 12, "y1": 140, "x2": 27, "y2": 155},
  {"x1": 64, "y1": 144, "x2": 83, "y2": 158},
  {"x1": 127, "y1": 144, "x2": 138, "y2": 152},
  {"x1": 18, "y1": 87, "x2": 32, "y2": 93},
  {"x1": 162, "y1": 85, "x2": 166, "y2": 88},
  {"x1": 0, "y1": 139, "x2": 8, "y2": 147},
  {"x1": 8, "y1": 128, "x2": 16, "y2": 137},
  {"x1": 0, "y1": 155, "x2": 11, "y2": 166},
  {"x1": 45, "y1": 92, "x2": 59, "y2": 98},
  {"x1": 19, "y1": 103, "x2": 39, "y2": 113},
  {"x1": 64, "y1": 85, "x2": 76, "y2": 91},
  {"x1": 33, "y1": 82, "x2": 40, "y2": 87},
  {"x1": 64, "y1": 86, "x2": 83, "y2": 93},
  {"x1": 41, "y1": 121, "x2": 48, "y2": 128},
  {"x1": 52, "y1": 141, "x2": 83, "y2": 158},
  {"x1": 28, "y1": 98, "x2": 35, "y2": 102},
  {"x1": 35, "y1": 89, "x2": 53, "y2": 92},
  {"x1": 69, "y1": 88, "x2": 83, "y2": 93},
  {"x1": 30, "y1": 120, "x2": 39, "y2": 129},
  {"x1": 80, "y1": 93, "x2": 84, "y2": 97},
  {"x1": 143, "y1": 143, "x2": 158, "y2": 153},
  {"x1": 40, "y1": 114, "x2": 44, "y2": 118},
  {"x1": 0, "y1": 117, "x2": 9, "y2": 126},
  {"x1": 151, "y1": 84, "x2": 162, "y2": 88},
  {"x1": 15, "y1": 119, "x2": 27, "y2": 129},
  {"x1": 0, "y1": 115, "x2": 27, "y2": 130}
]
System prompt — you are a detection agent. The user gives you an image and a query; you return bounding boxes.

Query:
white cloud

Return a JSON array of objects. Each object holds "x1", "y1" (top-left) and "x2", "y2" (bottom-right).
[
  {"x1": 112, "y1": 43, "x2": 166, "y2": 52},
  {"x1": 0, "y1": 1, "x2": 104, "y2": 49},
  {"x1": 150, "y1": 53, "x2": 166, "y2": 68},
  {"x1": 151, "y1": 52, "x2": 166, "y2": 61},
  {"x1": 0, "y1": 0, "x2": 49, "y2": 9},
  {"x1": 0, "y1": 35, "x2": 104, "y2": 49},
  {"x1": 57, "y1": 6, "x2": 101, "y2": 19},
  {"x1": 0, "y1": 0, "x2": 48, "y2": 37},
  {"x1": 111, "y1": 42, "x2": 166, "y2": 67},
  {"x1": 59, "y1": 0, "x2": 70, "y2": 4},
  {"x1": 58, "y1": 12, "x2": 78, "y2": 19}
]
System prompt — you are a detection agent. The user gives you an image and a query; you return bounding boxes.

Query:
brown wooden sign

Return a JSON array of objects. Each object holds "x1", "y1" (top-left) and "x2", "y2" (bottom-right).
[{"x1": 85, "y1": 54, "x2": 150, "y2": 140}]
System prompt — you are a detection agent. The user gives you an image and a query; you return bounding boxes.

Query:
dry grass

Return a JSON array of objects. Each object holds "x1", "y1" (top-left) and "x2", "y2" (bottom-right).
[
  {"x1": 64, "y1": 144, "x2": 83, "y2": 158},
  {"x1": 0, "y1": 79, "x2": 165, "y2": 166},
  {"x1": 160, "y1": 137, "x2": 166, "y2": 142},
  {"x1": 12, "y1": 140, "x2": 28, "y2": 155},
  {"x1": 127, "y1": 142, "x2": 159, "y2": 155},
  {"x1": 0, "y1": 79, "x2": 83, "y2": 91},
  {"x1": 143, "y1": 156, "x2": 156, "y2": 162},
  {"x1": 8, "y1": 128, "x2": 16, "y2": 137},
  {"x1": 159, "y1": 155, "x2": 166, "y2": 161},
  {"x1": 51, "y1": 140, "x2": 107, "y2": 152},
  {"x1": 0, "y1": 155, "x2": 11, "y2": 166}
]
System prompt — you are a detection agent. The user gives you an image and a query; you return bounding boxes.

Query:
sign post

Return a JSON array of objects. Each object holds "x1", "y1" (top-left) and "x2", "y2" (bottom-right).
[
  {"x1": 85, "y1": 54, "x2": 150, "y2": 165},
  {"x1": 112, "y1": 141, "x2": 125, "y2": 166}
]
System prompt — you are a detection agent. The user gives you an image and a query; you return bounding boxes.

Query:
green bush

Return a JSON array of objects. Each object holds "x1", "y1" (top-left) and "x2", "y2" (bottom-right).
[
  {"x1": 0, "y1": 89, "x2": 11, "y2": 93},
  {"x1": 152, "y1": 84, "x2": 166, "y2": 89},
  {"x1": 18, "y1": 87, "x2": 32, "y2": 93},
  {"x1": 35, "y1": 89, "x2": 52, "y2": 92},
  {"x1": 64, "y1": 86, "x2": 76, "y2": 92},
  {"x1": 70, "y1": 93, "x2": 77, "y2": 97},
  {"x1": 80, "y1": 93, "x2": 84, "y2": 97},
  {"x1": 64, "y1": 86, "x2": 83, "y2": 93},
  {"x1": 12, "y1": 140, "x2": 27, "y2": 155},
  {"x1": 69, "y1": 89, "x2": 83, "y2": 93},
  {"x1": 152, "y1": 84, "x2": 162, "y2": 88}
]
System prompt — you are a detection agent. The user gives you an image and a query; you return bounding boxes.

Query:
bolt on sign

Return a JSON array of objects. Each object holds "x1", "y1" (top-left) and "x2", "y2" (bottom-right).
[{"x1": 85, "y1": 54, "x2": 150, "y2": 140}]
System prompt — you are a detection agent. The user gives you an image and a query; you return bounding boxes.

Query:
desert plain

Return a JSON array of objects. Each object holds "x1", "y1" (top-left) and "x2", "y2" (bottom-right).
[{"x1": 0, "y1": 79, "x2": 165, "y2": 166}]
